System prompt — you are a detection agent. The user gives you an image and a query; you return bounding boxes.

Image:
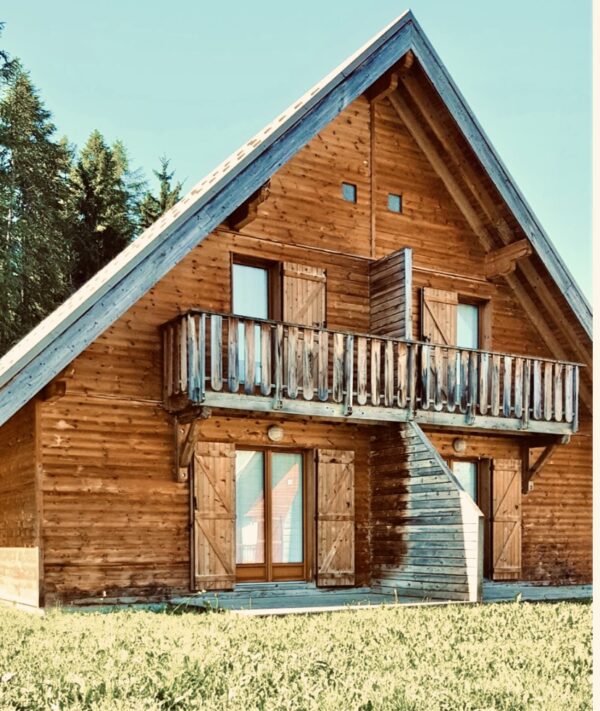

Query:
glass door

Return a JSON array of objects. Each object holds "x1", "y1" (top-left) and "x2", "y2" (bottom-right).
[{"x1": 235, "y1": 449, "x2": 305, "y2": 582}]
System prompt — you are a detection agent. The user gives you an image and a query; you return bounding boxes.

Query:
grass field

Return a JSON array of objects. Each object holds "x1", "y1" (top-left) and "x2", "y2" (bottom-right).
[{"x1": 0, "y1": 600, "x2": 591, "y2": 710}]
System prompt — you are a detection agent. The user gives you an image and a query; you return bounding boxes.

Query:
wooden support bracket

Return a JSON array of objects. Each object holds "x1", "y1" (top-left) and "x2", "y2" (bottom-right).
[
  {"x1": 40, "y1": 380, "x2": 67, "y2": 402},
  {"x1": 365, "y1": 51, "x2": 414, "y2": 102},
  {"x1": 484, "y1": 239, "x2": 532, "y2": 280},
  {"x1": 175, "y1": 410, "x2": 211, "y2": 482},
  {"x1": 227, "y1": 181, "x2": 270, "y2": 231},
  {"x1": 522, "y1": 434, "x2": 570, "y2": 493}
]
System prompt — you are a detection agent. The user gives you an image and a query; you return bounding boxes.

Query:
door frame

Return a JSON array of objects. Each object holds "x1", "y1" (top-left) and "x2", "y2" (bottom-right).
[{"x1": 234, "y1": 445, "x2": 313, "y2": 583}]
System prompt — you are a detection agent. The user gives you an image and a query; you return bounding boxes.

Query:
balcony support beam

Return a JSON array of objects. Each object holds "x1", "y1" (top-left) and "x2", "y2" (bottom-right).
[{"x1": 522, "y1": 434, "x2": 571, "y2": 494}]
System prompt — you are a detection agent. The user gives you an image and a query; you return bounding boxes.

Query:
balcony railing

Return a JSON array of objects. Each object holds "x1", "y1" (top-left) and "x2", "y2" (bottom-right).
[{"x1": 162, "y1": 311, "x2": 580, "y2": 434}]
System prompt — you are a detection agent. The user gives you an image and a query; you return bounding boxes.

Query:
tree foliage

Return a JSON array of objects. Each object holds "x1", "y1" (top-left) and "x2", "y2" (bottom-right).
[{"x1": 139, "y1": 156, "x2": 182, "y2": 230}]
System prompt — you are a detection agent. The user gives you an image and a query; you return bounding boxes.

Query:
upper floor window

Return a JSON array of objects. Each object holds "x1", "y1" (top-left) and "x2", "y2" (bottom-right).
[
  {"x1": 421, "y1": 288, "x2": 485, "y2": 349},
  {"x1": 232, "y1": 262, "x2": 270, "y2": 320},
  {"x1": 387, "y1": 193, "x2": 402, "y2": 213},
  {"x1": 341, "y1": 182, "x2": 357, "y2": 203},
  {"x1": 457, "y1": 303, "x2": 480, "y2": 349}
]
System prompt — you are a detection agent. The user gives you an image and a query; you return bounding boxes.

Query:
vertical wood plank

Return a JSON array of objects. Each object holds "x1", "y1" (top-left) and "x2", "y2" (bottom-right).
[
  {"x1": 479, "y1": 352, "x2": 489, "y2": 415},
  {"x1": 408, "y1": 344, "x2": 417, "y2": 413},
  {"x1": 513, "y1": 358, "x2": 523, "y2": 419},
  {"x1": 397, "y1": 342, "x2": 408, "y2": 409},
  {"x1": 553, "y1": 363, "x2": 563, "y2": 422},
  {"x1": 344, "y1": 334, "x2": 354, "y2": 413},
  {"x1": 433, "y1": 346, "x2": 443, "y2": 412},
  {"x1": 198, "y1": 313, "x2": 206, "y2": 402},
  {"x1": 179, "y1": 317, "x2": 188, "y2": 394},
  {"x1": 491, "y1": 354, "x2": 500, "y2": 416},
  {"x1": 468, "y1": 351, "x2": 478, "y2": 417},
  {"x1": 356, "y1": 337, "x2": 367, "y2": 406},
  {"x1": 522, "y1": 359, "x2": 531, "y2": 429},
  {"x1": 532, "y1": 360, "x2": 542, "y2": 420},
  {"x1": 332, "y1": 332, "x2": 344, "y2": 403},
  {"x1": 502, "y1": 356, "x2": 512, "y2": 418},
  {"x1": 572, "y1": 366, "x2": 579, "y2": 432},
  {"x1": 212, "y1": 314, "x2": 224, "y2": 392},
  {"x1": 564, "y1": 364, "x2": 574, "y2": 424},
  {"x1": 458, "y1": 350, "x2": 469, "y2": 414},
  {"x1": 420, "y1": 344, "x2": 430, "y2": 410},
  {"x1": 187, "y1": 315, "x2": 199, "y2": 402},
  {"x1": 244, "y1": 320, "x2": 255, "y2": 394},
  {"x1": 384, "y1": 341, "x2": 394, "y2": 407},
  {"x1": 370, "y1": 339, "x2": 381, "y2": 406},
  {"x1": 287, "y1": 326, "x2": 299, "y2": 398},
  {"x1": 446, "y1": 349, "x2": 458, "y2": 413},
  {"x1": 543, "y1": 361, "x2": 553, "y2": 421},
  {"x1": 303, "y1": 329, "x2": 315, "y2": 400},
  {"x1": 317, "y1": 330, "x2": 329, "y2": 402},
  {"x1": 274, "y1": 323, "x2": 283, "y2": 405}
]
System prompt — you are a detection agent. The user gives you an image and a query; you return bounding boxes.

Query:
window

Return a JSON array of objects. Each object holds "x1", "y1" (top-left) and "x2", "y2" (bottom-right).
[
  {"x1": 452, "y1": 460, "x2": 478, "y2": 503},
  {"x1": 342, "y1": 182, "x2": 357, "y2": 203},
  {"x1": 388, "y1": 193, "x2": 402, "y2": 213},
  {"x1": 235, "y1": 449, "x2": 305, "y2": 582},
  {"x1": 457, "y1": 303, "x2": 480, "y2": 349}
]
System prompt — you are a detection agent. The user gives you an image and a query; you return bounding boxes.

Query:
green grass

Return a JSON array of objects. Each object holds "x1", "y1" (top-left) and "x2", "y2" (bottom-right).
[{"x1": 0, "y1": 600, "x2": 591, "y2": 710}]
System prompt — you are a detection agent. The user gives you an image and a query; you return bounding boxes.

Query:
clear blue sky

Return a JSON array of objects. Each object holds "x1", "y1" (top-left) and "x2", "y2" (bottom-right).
[{"x1": 2, "y1": 0, "x2": 592, "y2": 299}]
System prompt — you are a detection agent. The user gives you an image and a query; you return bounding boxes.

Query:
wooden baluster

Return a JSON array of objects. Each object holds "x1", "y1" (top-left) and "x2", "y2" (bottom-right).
[
  {"x1": 370, "y1": 339, "x2": 381, "y2": 406},
  {"x1": 479, "y1": 352, "x2": 489, "y2": 415},
  {"x1": 179, "y1": 317, "x2": 188, "y2": 394},
  {"x1": 287, "y1": 326, "x2": 298, "y2": 398},
  {"x1": 344, "y1": 334, "x2": 354, "y2": 414},
  {"x1": 211, "y1": 315, "x2": 224, "y2": 392},
  {"x1": 332, "y1": 332, "x2": 344, "y2": 403},
  {"x1": 446, "y1": 349, "x2": 457, "y2": 413},
  {"x1": 522, "y1": 359, "x2": 531, "y2": 429},
  {"x1": 244, "y1": 320, "x2": 255, "y2": 395},
  {"x1": 502, "y1": 356, "x2": 512, "y2": 418},
  {"x1": 166, "y1": 326, "x2": 174, "y2": 398},
  {"x1": 513, "y1": 358, "x2": 523, "y2": 419},
  {"x1": 468, "y1": 351, "x2": 478, "y2": 418},
  {"x1": 491, "y1": 354, "x2": 500, "y2": 416},
  {"x1": 564, "y1": 364, "x2": 573, "y2": 424},
  {"x1": 317, "y1": 330, "x2": 329, "y2": 402},
  {"x1": 543, "y1": 361, "x2": 553, "y2": 421},
  {"x1": 224, "y1": 316, "x2": 236, "y2": 393},
  {"x1": 198, "y1": 314, "x2": 206, "y2": 402},
  {"x1": 356, "y1": 337, "x2": 367, "y2": 406},
  {"x1": 458, "y1": 350, "x2": 469, "y2": 414},
  {"x1": 273, "y1": 324, "x2": 283, "y2": 406},
  {"x1": 384, "y1": 341, "x2": 394, "y2": 407},
  {"x1": 397, "y1": 342, "x2": 408, "y2": 409},
  {"x1": 553, "y1": 363, "x2": 563, "y2": 422},
  {"x1": 532, "y1": 360, "x2": 542, "y2": 420},
  {"x1": 408, "y1": 344, "x2": 417, "y2": 413},
  {"x1": 187, "y1": 315, "x2": 199, "y2": 402},
  {"x1": 420, "y1": 344, "x2": 430, "y2": 410},
  {"x1": 259, "y1": 323, "x2": 271, "y2": 396},
  {"x1": 433, "y1": 346, "x2": 443, "y2": 412},
  {"x1": 303, "y1": 329, "x2": 315, "y2": 400}
]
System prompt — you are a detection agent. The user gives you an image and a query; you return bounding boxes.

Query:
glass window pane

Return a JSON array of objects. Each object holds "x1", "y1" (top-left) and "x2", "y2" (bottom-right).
[
  {"x1": 235, "y1": 451, "x2": 265, "y2": 564},
  {"x1": 453, "y1": 461, "x2": 477, "y2": 502},
  {"x1": 271, "y1": 453, "x2": 303, "y2": 564},
  {"x1": 232, "y1": 264, "x2": 268, "y2": 383},
  {"x1": 457, "y1": 303, "x2": 479, "y2": 349}
]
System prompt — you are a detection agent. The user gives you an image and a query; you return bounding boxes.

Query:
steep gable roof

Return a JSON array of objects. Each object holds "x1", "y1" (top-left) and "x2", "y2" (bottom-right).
[{"x1": 0, "y1": 10, "x2": 591, "y2": 427}]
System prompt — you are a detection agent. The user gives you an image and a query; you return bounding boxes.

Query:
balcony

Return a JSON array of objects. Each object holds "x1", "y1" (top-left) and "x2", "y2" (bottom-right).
[{"x1": 161, "y1": 311, "x2": 580, "y2": 435}]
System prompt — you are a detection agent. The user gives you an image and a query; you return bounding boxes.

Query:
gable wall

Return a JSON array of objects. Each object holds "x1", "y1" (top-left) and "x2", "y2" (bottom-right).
[{"x1": 37, "y1": 94, "x2": 591, "y2": 602}]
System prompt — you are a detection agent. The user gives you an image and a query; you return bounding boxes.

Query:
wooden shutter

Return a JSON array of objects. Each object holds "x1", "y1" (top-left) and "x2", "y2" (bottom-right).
[
  {"x1": 421, "y1": 288, "x2": 458, "y2": 345},
  {"x1": 316, "y1": 449, "x2": 355, "y2": 586},
  {"x1": 370, "y1": 247, "x2": 413, "y2": 339},
  {"x1": 491, "y1": 458, "x2": 522, "y2": 580},
  {"x1": 283, "y1": 262, "x2": 326, "y2": 327},
  {"x1": 192, "y1": 441, "x2": 236, "y2": 591}
]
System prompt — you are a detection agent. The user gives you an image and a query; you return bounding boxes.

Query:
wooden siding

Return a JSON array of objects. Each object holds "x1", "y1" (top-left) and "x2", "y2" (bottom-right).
[
  {"x1": 369, "y1": 248, "x2": 412, "y2": 339},
  {"x1": 0, "y1": 402, "x2": 40, "y2": 607},
  {"x1": 32, "y1": 90, "x2": 591, "y2": 604},
  {"x1": 371, "y1": 422, "x2": 482, "y2": 601}
]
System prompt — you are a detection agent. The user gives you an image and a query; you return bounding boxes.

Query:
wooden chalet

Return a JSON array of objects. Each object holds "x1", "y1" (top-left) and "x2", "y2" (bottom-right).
[{"x1": 0, "y1": 12, "x2": 592, "y2": 610}]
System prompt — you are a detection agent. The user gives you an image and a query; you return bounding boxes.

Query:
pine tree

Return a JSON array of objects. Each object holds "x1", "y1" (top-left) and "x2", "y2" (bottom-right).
[
  {"x1": 69, "y1": 130, "x2": 143, "y2": 288},
  {"x1": 138, "y1": 156, "x2": 182, "y2": 229},
  {"x1": 0, "y1": 62, "x2": 72, "y2": 353}
]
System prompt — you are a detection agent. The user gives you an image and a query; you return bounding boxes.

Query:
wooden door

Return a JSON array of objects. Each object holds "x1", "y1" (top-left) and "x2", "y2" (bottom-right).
[
  {"x1": 192, "y1": 441, "x2": 236, "y2": 591},
  {"x1": 316, "y1": 449, "x2": 355, "y2": 586},
  {"x1": 491, "y1": 458, "x2": 522, "y2": 580},
  {"x1": 283, "y1": 262, "x2": 326, "y2": 327},
  {"x1": 421, "y1": 287, "x2": 458, "y2": 345}
]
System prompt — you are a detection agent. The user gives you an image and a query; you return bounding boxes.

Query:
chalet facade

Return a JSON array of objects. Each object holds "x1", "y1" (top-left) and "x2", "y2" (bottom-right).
[{"x1": 0, "y1": 12, "x2": 592, "y2": 610}]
